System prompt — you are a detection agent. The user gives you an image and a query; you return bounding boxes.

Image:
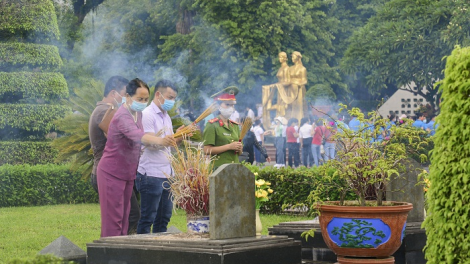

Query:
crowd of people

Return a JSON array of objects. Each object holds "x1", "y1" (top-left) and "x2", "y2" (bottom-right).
[{"x1": 242, "y1": 108, "x2": 438, "y2": 168}]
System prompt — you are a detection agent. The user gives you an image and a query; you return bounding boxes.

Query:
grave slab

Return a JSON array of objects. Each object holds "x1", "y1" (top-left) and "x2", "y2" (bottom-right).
[
  {"x1": 209, "y1": 163, "x2": 256, "y2": 240},
  {"x1": 87, "y1": 233, "x2": 301, "y2": 264}
]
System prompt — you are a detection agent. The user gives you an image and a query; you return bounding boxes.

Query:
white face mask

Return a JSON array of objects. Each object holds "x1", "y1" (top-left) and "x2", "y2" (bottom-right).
[{"x1": 219, "y1": 106, "x2": 234, "y2": 119}]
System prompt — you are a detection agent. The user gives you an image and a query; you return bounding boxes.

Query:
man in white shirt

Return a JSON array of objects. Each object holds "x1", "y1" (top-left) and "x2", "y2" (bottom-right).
[
  {"x1": 136, "y1": 80, "x2": 182, "y2": 234},
  {"x1": 298, "y1": 117, "x2": 313, "y2": 167}
]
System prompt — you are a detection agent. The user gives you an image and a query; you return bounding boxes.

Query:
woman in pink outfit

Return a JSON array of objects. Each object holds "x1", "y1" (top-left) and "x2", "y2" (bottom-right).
[{"x1": 97, "y1": 78, "x2": 176, "y2": 237}]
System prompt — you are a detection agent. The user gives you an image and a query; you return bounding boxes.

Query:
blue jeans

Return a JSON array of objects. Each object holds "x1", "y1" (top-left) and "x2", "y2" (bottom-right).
[
  {"x1": 311, "y1": 144, "x2": 321, "y2": 167},
  {"x1": 135, "y1": 172, "x2": 173, "y2": 233},
  {"x1": 324, "y1": 142, "x2": 336, "y2": 161}
]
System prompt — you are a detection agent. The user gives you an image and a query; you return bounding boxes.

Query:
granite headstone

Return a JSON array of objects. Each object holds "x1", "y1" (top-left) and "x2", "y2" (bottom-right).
[
  {"x1": 209, "y1": 163, "x2": 256, "y2": 239},
  {"x1": 386, "y1": 158, "x2": 425, "y2": 222}
]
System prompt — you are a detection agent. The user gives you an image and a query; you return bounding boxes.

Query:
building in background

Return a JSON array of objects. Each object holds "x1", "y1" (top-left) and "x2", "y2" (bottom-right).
[{"x1": 378, "y1": 82, "x2": 431, "y2": 117}]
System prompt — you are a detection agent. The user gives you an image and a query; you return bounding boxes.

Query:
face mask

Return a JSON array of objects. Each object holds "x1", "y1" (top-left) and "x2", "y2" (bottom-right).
[
  {"x1": 130, "y1": 99, "x2": 147, "y2": 112},
  {"x1": 114, "y1": 92, "x2": 124, "y2": 107},
  {"x1": 219, "y1": 106, "x2": 234, "y2": 119},
  {"x1": 158, "y1": 94, "x2": 175, "y2": 111}
]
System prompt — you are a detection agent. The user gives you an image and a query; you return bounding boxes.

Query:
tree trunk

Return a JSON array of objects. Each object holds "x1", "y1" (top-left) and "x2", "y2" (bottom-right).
[
  {"x1": 67, "y1": 0, "x2": 106, "y2": 51},
  {"x1": 176, "y1": 6, "x2": 195, "y2": 109}
]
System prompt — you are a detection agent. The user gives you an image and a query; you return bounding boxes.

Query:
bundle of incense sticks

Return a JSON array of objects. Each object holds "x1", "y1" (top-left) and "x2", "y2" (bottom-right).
[
  {"x1": 173, "y1": 124, "x2": 197, "y2": 139},
  {"x1": 173, "y1": 102, "x2": 218, "y2": 139},
  {"x1": 239, "y1": 117, "x2": 253, "y2": 142},
  {"x1": 194, "y1": 102, "x2": 218, "y2": 124}
]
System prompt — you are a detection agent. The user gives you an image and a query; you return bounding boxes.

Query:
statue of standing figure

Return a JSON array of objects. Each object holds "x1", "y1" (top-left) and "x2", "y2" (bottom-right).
[{"x1": 262, "y1": 51, "x2": 308, "y2": 129}]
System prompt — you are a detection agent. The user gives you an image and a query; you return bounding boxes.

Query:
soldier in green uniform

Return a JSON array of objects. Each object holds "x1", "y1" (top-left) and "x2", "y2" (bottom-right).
[{"x1": 203, "y1": 86, "x2": 243, "y2": 168}]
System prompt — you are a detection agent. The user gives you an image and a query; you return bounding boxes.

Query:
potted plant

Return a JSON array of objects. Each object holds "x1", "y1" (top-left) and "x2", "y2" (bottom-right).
[
  {"x1": 254, "y1": 173, "x2": 273, "y2": 235},
  {"x1": 166, "y1": 140, "x2": 215, "y2": 233},
  {"x1": 305, "y1": 105, "x2": 429, "y2": 264}
]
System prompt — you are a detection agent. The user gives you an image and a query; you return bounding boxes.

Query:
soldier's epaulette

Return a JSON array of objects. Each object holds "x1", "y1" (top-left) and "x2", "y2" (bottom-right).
[
  {"x1": 229, "y1": 120, "x2": 239, "y2": 125},
  {"x1": 208, "y1": 118, "x2": 219, "y2": 123}
]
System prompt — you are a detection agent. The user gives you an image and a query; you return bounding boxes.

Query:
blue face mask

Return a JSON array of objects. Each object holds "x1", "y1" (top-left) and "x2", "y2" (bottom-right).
[
  {"x1": 158, "y1": 94, "x2": 175, "y2": 111},
  {"x1": 130, "y1": 99, "x2": 147, "y2": 112},
  {"x1": 114, "y1": 92, "x2": 125, "y2": 107}
]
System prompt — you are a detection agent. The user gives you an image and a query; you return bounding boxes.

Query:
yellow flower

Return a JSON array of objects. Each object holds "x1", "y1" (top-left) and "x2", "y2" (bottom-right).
[
  {"x1": 265, "y1": 182, "x2": 271, "y2": 186},
  {"x1": 255, "y1": 179, "x2": 265, "y2": 186},
  {"x1": 268, "y1": 189, "x2": 273, "y2": 193},
  {"x1": 254, "y1": 172, "x2": 258, "y2": 176},
  {"x1": 255, "y1": 190, "x2": 266, "y2": 198},
  {"x1": 261, "y1": 190, "x2": 268, "y2": 197}
]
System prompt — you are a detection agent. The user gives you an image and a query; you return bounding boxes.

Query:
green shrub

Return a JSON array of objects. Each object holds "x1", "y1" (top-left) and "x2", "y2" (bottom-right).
[
  {"x1": 0, "y1": 164, "x2": 98, "y2": 207},
  {"x1": 0, "y1": 141, "x2": 58, "y2": 165},
  {"x1": 244, "y1": 163, "x2": 356, "y2": 215},
  {"x1": 0, "y1": 0, "x2": 60, "y2": 41},
  {"x1": 0, "y1": 104, "x2": 71, "y2": 133},
  {"x1": 0, "y1": 72, "x2": 68, "y2": 102},
  {"x1": 0, "y1": 43, "x2": 62, "y2": 71},
  {"x1": 423, "y1": 46, "x2": 470, "y2": 263}
]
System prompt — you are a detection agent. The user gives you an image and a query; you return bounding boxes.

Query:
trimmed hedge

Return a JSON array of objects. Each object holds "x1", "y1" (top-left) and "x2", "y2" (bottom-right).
[
  {"x1": 423, "y1": 46, "x2": 470, "y2": 263},
  {"x1": 0, "y1": 141, "x2": 58, "y2": 166},
  {"x1": 0, "y1": 0, "x2": 60, "y2": 40},
  {"x1": 0, "y1": 72, "x2": 68, "y2": 101},
  {"x1": 0, "y1": 104, "x2": 71, "y2": 132},
  {"x1": 244, "y1": 164, "x2": 356, "y2": 215},
  {"x1": 0, "y1": 43, "x2": 62, "y2": 71},
  {"x1": 0, "y1": 163, "x2": 98, "y2": 207}
]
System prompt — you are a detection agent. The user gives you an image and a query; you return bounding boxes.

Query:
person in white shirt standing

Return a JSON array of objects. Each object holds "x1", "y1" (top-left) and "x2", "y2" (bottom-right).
[
  {"x1": 298, "y1": 117, "x2": 314, "y2": 167},
  {"x1": 136, "y1": 80, "x2": 183, "y2": 234},
  {"x1": 272, "y1": 117, "x2": 287, "y2": 168},
  {"x1": 252, "y1": 119, "x2": 265, "y2": 164}
]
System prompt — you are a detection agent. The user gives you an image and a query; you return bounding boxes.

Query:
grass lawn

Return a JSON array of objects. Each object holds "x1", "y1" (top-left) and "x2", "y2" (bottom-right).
[{"x1": 0, "y1": 204, "x2": 310, "y2": 263}]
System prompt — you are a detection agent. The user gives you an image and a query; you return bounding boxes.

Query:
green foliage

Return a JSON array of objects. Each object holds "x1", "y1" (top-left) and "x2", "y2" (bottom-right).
[
  {"x1": 423, "y1": 45, "x2": 470, "y2": 263},
  {"x1": 158, "y1": 0, "x2": 346, "y2": 106},
  {"x1": 0, "y1": 163, "x2": 98, "y2": 207},
  {"x1": 342, "y1": 0, "x2": 470, "y2": 109},
  {"x1": 7, "y1": 254, "x2": 72, "y2": 264},
  {"x1": 0, "y1": 141, "x2": 58, "y2": 166},
  {"x1": 244, "y1": 163, "x2": 355, "y2": 216},
  {"x1": 0, "y1": 104, "x2": 71, "y2": 133},
  {"x1": 309, "y1": 105, "x2": 430, "y2": 207},
  {"x1": 0, "y1": 0, "x2": 60, "y2": 41},
  {"x1": 0, "y1": 43, "x2": 63, "y2": 72},
  {"x1": 0, "y1": 72, "x2": 68, "y2": 102},
  {"x1": 52, "y1": 79, "x2": 104, "y2": 179}
]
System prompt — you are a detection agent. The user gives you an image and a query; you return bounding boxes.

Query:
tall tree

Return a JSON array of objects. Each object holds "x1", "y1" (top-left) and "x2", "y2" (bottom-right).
[
  {"x1": 327, "y1": 0, "x2": 389, "y2": 101},
  {"x1": 342, "y1": 0, "x2": 470, "y2": 110},
  {"x1": 158, "y1": 0, "x2": 343, "y2": 107}
]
